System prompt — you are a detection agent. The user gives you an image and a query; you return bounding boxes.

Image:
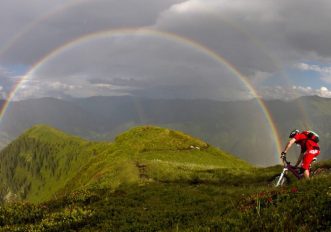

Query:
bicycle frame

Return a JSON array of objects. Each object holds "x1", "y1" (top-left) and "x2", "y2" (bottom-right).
[
  {"x1": 275, "y1": 157, "x2": 303, "y2": 187},
  {"x1": 275, "y1": 156, "x2": 317, "y2": 187}
]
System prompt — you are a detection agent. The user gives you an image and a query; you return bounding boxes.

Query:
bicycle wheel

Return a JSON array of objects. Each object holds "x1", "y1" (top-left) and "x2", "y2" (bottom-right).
[{"x1": 270, "y1": 174, "x2": 290, "y2": 187}]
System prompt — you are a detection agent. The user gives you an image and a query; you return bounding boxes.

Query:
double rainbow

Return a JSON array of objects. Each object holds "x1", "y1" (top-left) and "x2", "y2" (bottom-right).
[{"x1": 0, "y1": 28, "x2": 282, "y2": 162}]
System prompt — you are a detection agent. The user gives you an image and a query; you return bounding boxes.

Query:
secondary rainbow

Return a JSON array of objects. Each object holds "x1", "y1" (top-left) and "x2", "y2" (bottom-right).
[
  {"x1": 0, "y1": 28, "x2": 283, "y2": 161},
  {"x1": 0, "y1": 0, "x2": 90, "y2": 57}
]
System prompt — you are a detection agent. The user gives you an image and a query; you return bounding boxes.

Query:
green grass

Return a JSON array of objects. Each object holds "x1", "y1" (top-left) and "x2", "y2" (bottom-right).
[
  {"x1": 114, "y1": 126, "x2": 209, "y2": 152},
  {"x1": 0, "y1": 171, "x2": 330, "y2": 231},
  {"x1": 0, "y1": 124, "x2": 330, "y2": 231}
]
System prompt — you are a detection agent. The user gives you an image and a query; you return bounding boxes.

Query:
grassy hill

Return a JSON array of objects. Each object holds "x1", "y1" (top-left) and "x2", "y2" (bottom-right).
[
  {"x1": 0, "y1": 125, "x2": 330, "y2": 231},
  {"x1": 0, "y1": 125, "x2": 103, "y2": 202},
  {"x1": 0, "y1": 125, "x2": 251, "y2": 203}
]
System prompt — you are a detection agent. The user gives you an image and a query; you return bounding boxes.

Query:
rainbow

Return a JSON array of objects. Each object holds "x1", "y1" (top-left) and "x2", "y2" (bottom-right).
[{"x1": 0, "y1": 28, "x2": 283, "y2": 162}]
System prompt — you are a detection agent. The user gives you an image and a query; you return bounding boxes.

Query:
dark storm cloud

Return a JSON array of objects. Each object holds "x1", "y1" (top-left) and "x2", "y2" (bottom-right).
[
  {"x1": 2, "y1": 0, "x2": 331, "y2": 100},
  {"x1": 154, "y1": 0, "x2": 331, "y2": 74},
  {"x1": 0, "y1": 0, "x2": 184, "y2": 65}
]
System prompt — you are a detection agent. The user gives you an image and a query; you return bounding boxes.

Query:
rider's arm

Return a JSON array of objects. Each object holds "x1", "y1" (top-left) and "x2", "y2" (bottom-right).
[
  {"x1": 282, "y1": 138, "x2": 296, "y2": 154},
  {"x1": 295, "y1": 152, "x2": 304, "y2": 167}
]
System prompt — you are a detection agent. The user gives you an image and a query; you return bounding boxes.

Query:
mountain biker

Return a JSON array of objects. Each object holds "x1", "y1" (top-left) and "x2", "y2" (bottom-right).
[{"x1": 281, "y1": 129, "x2": 320, "y2": 179}]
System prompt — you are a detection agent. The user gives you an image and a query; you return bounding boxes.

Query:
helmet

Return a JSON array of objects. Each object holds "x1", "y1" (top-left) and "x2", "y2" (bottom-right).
[{"x1": 289, "y1": 129, "x2": 299, "y2": 138}]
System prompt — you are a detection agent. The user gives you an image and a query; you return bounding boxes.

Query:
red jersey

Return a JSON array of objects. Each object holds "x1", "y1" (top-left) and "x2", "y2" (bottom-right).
[{"x1": 293, "y1": 133, "x2": 320, "y2": 153}]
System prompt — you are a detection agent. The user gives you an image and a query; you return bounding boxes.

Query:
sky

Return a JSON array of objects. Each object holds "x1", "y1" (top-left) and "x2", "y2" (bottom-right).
[{"x1": 1, "y1": 0, "x2": 331, "y2": 101}]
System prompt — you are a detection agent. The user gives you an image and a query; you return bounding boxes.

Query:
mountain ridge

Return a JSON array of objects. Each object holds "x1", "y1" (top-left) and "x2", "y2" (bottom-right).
[
  {"x1": 1, "y1": 95, "x2": 330, "y2": 165},
  {"x1": 0, "y1": 124, "x2": 251, "y2": 203}
]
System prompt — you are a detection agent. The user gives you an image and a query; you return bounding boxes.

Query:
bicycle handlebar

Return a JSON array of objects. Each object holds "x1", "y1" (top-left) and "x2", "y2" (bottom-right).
[{"x1": 281, "y1": 155, "x2": 290, "y2": 165}]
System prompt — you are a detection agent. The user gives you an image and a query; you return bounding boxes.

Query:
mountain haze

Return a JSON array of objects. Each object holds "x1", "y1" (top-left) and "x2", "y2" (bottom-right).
[{"x1": 0, "y1": 95, "x2": 330, "y2": 165}]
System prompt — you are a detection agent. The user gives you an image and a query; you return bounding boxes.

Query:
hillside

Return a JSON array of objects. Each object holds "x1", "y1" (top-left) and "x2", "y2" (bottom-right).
[
  {"x1": 0, "y1": 125, "x2": 106, "y2": 203},
  {"x1": 0, "y1": 125, "x2": 251, "y2": 203},
  {"x1": 1, "y1": 172, "x2": 331, "y2": 231},
  {"x1": 0, "y1": 125, "x2": 330, "y2": 231}
]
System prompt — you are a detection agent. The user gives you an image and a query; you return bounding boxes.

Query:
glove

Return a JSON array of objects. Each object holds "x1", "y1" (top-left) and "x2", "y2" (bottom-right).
[{"x1": 280, "y1": 152, "x2": 286, "y2": 158}]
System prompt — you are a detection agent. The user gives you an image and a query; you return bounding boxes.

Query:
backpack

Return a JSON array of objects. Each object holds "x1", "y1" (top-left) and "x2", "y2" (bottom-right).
[{"x1": 303, "y1": 130, "x2": 320, "y2": 143}]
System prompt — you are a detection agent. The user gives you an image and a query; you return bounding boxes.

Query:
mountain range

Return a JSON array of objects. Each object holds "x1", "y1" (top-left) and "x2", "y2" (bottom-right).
[{"x1": 0, "y1": 95, "x2": 330, "y2": 165}]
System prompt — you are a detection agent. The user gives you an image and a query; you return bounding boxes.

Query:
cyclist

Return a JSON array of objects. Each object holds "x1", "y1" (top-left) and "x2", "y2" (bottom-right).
[{"x1": 281, "y1": 129, "x2": 320, "y2": 179}]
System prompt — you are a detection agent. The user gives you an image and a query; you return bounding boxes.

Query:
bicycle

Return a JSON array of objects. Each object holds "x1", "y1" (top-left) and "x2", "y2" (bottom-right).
[{"x1": 270, "y1": 155, "x2": 317, "y2": 187}]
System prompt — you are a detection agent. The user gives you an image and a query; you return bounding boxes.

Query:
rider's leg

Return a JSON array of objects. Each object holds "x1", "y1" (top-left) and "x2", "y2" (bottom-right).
[
  {"x1": 302, "y1": 150, "x2": 319, "y2": 179},
  {"x1": 304, "y1": 169, "x2": 310, "y2": 179}
]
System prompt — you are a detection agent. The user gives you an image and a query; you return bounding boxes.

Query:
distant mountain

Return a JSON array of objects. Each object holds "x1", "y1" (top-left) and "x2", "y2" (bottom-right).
[
  {"x1": 0, "y1": 97, "x2": 98, "y2": 136},
  {"x1": 267, "y1": 96, "x2": 331, "y2": 160},
  {"x1": 0, "y1": 125, "x2": 250, "y2": 203},
  {"x1": 0, "y1": 95, "x2": 330, "y2": 165}
]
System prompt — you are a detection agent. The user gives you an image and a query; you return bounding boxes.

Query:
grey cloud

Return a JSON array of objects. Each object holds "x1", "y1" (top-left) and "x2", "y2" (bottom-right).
[
  {"x1": 154, "y1": 1, "x2": 278, "y2": 75},
  {"x1": 0, "y1": 66, "x2": 20, "y2": 97},
  {"x1": 14, "y1": 77, "x2": 134, "y2": 100},
  {"x1": 2, "y1": 0, "x2": 331, "y2": 101},
  {"x1": 0, "y1": 85, "x2": 5, "y2": 99},
  {"x1": 257, "y1": 85, "x2": 331, "y2": 100},
  {"x1": 0, "y1": 0, "x2": 69, "y2": 56},
  {"x1": 89, "y1": 78, "x2": 149, "y2": 87},
  {"x1": 153, "y1": 0, "x2": 331, "y2": 76},
  {"x1": 17, "y1": 33, "x2": 250, "y2": 100},
  {"x1": 280, "y1": 1, "x2": 331, "y2": 58},
  {"x1": 0, "y1": 0, "x2": 184, "y2": 65}
]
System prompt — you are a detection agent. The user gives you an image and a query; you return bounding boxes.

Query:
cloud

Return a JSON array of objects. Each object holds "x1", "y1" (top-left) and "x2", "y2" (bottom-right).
[
  {"x1": 154, "y1": 1, "x2": 277, "y2": 76},
  {"x1": 0, "y1": 86, "x2": 6, "y2": 99},
  {"x1": 296, "y1": 63, "x2": 331, "y2": 73},
  {"x1": 3, "y1": 0, "x2": 331, "y2": 70},
  {"x1": 293, "y1": 86, "x2": 331, "y2": 98},
  {"x1": 258, "y1": 85, "x2": 331, "y2": 100},
  {"x1": 13, "y1": 33, "x2": 254, "y2": 100},
  {"x1": 2, "y1": 0, "x2": 331, "y2": 101},
  {"x1": 154, "y1": 0, "x2": 331, "y2": 75},
  {"x1": 318, "y1": 86, "x2": 331, "y2": 97},
  {"x1": 296, "y1": 62, "x2": 331, "y2": 84},
  {"x1": 89, "y1": 78, "x2": 149, "y2": 87},
  {"x1": 0, "y1": 85, "x2": 4, "y2": 98},
  {"x1": 0, "y1": 65, "x2": 22, "y2": 98},
  {"x1": 0, "y1": 0, "x2": 185, "y2": 65},
  {"x1": 13, "y1": 77, "x2": 133, "y2": 100}
]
